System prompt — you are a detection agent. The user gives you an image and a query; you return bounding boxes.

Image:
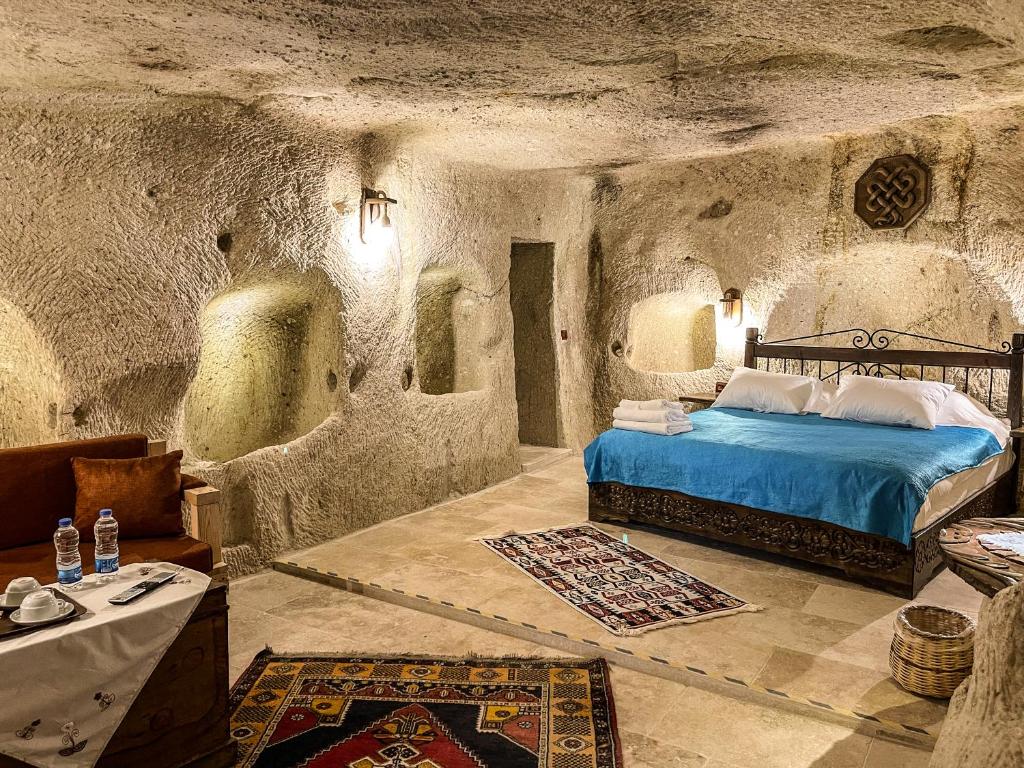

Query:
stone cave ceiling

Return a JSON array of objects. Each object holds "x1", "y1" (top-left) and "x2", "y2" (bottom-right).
[{"x1": 2, "y1": 0, "x2": 1023, "y2": 168}]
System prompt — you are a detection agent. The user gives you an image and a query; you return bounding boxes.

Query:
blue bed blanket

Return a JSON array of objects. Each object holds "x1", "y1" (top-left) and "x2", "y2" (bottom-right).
[{"x1": 583, "y1": 408, "x2": 1004, "y2": 545}]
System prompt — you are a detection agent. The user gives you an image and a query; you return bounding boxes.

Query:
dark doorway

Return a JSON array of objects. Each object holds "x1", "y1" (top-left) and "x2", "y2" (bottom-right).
[{"x1": 509, "y1": 242, "x2": 559, "y2": 447}]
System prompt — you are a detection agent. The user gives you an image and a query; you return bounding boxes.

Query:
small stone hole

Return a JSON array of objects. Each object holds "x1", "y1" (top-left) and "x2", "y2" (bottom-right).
[{"x1": 348, "y1": 361, "x2": 366, "y2": 391}]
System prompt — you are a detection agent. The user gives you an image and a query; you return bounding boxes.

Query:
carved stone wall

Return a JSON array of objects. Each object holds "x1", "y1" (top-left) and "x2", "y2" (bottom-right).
[
  {"x1": 930, "y1": 581, "x2": 1024, "y2": 768},
  {"x1": 0, "y1": 92, "x2": 597, "y2": 573},
  {"x1": 2, "y1": 90, "x2": 1024, "y2": 572},
  {"x1": 587, "y1": 107, "x2": 1024, "y2": 435}
]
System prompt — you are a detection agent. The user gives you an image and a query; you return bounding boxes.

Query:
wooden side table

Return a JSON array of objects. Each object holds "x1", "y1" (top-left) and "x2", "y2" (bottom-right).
[
  {"x1": 0, "y1": 580, "x2": 235, "y2": 768},
  {"x1": 679, "y1": 393, "x2": 717, "y2": 412},
  {"x1": 938, "y1": 518, "x2": 1024, "y2": 597}
]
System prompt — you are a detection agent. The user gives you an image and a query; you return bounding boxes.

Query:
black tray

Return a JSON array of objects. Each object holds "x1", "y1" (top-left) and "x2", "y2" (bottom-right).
[{"x1": 0, "y1": 589, "x2": 88, "y2": 641}]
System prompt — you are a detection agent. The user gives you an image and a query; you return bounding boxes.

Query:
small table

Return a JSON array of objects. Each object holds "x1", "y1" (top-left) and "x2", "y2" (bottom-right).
[
  {"x1": 939, "y1": 518, "x2": 1024, "y2": 597},
  {"x1": 678, "y1": 392, "x2": 718, "y2": 411},
  {"x1": 0, "y1": 568, "x2": 233, "y2": 768}
]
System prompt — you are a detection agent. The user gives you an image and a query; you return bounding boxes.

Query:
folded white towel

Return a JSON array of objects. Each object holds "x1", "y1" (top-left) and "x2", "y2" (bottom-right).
[
  {"x1": 613, "y1": 419, "x2": 693, "y2": 436},
  {"x1": 619, "y1": 398, "x2": 685, "y2": 411},
  {"x1": 613, "y1": 406, "x2": 691, "y2": 424}
]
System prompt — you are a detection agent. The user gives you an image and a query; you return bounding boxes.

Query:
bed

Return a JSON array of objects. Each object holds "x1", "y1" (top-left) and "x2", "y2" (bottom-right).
[{"x1": 586, "y1": 327, "x2": 1024, "y2": 597}]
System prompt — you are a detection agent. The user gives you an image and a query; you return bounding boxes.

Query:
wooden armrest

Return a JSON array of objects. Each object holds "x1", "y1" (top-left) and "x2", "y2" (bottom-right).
[
  {"x1": 1010, "y1": 427, "x2": 1024, "y2": 441},
  {"x1": 184, "y1": 485, "x2": 226, "y2": 575},
  {"x1": 146, "y1": 437, "x2": 226, "y2": 575},
  {"x1": 181, "y1": 473, "x2": 209, "y2": 494}
]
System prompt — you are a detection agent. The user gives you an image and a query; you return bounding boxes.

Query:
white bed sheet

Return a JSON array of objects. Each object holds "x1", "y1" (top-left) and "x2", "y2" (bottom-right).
[{"x1": 914, "y1": 448, "x2": 1015, "y2": 532}]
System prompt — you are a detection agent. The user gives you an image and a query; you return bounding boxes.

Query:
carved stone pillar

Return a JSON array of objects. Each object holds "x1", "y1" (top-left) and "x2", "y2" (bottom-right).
[{"x1": 930, "y1": 581, "x2": 1024, "y2": 767}]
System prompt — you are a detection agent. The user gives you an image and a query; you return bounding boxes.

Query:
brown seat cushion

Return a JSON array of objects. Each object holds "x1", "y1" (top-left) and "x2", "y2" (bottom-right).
[
  {"x1": 0, "y1": 535, "x2": 213, "y2": 588},
  {"x1": 73, "y1": 451, "x2": 185, "y2": 541},
  {"x1": 0, "y1": 434, "x2": 149, "y2": 550}
]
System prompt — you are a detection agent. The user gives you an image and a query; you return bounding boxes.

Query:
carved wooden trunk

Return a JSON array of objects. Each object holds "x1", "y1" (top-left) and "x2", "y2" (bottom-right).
[{"x1": 0, "y1": 581, "x2": 235, "y2": 768}]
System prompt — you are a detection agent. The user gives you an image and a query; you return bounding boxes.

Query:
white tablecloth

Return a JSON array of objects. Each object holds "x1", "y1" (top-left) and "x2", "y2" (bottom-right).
[
  {"x1": 0, "y1": 564, "x2": 210, "y2": 768},
  {"x1": 979, "y1": 531, "x2": 1024, "y2": 557}
]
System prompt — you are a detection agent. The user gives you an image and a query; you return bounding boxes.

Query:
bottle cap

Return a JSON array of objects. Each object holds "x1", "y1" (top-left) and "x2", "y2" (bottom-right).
[
  {"x1": 58, "y1": 517, "x2": 72, "y2": 527},
  {"x1": 99, "y1": 509, "x2": 113, "y2": 517}
]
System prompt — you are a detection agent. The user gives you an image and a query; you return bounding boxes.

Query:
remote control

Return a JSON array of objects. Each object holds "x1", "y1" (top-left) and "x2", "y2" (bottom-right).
[{"x1": 108, "y1": 570, "x2": 177, "y2": 605}]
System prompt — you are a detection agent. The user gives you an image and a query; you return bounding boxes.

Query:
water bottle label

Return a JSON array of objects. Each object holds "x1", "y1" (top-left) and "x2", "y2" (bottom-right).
[
  {"x1": 95, "y1": 555, "x2": 119, "y2": 574},
  {"x1": 57, "y1": 564, "x2": 83, "y2": 584}
]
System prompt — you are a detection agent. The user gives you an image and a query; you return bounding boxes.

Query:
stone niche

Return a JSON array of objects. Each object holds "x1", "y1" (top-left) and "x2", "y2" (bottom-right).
[
  {"x1": 765, "y1": 245, "x2": 1017, "y2": 408},
  {"x1": 0, "y1": 300, "x2": 61, "y2": 448},
  {"x1": 626, "y1": 292, "x2": 717, "y2": 373},
  {"x1": 767, "y1": 246, "x2": 1016, "y2": 350},
  {"x1": 415, "y1": 267, "x2": 484, "y2": 395},
  {"x1": 184, "y1": 271, "x2": 344, "y2": 462}
]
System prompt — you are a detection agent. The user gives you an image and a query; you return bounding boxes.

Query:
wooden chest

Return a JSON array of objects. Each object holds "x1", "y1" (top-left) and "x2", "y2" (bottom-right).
[{"x1": 0, "y1": 580, "x2": 235, "y2": 768}]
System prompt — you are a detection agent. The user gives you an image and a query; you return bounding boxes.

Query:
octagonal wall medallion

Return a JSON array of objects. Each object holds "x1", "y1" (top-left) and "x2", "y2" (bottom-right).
[{"x1": 854, "y1": 154, "x2": 931, "y2": 230}]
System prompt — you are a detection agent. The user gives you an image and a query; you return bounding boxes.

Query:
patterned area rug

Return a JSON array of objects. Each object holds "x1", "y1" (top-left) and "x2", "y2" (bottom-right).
[
  {"x1": 229, "y1": 651, "x2": 623, "y2": 768},
  {"x1": 480, "y1": 524, "x2": 760, "y2": 635}
]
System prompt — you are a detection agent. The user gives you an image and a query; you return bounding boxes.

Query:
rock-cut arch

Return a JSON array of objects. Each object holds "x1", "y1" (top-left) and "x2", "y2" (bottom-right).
[{"x1": 184, "y1": 271, "x2": 344, "y2": 462}]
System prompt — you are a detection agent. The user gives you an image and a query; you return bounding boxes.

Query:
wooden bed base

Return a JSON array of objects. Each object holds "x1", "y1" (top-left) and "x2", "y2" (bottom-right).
[
  {"x1": 590, "y1": 327, "x2": 1024, "y2": 598},
  {"x1": 591, "y1": 475, "x2": 1010, "y2": 598}
]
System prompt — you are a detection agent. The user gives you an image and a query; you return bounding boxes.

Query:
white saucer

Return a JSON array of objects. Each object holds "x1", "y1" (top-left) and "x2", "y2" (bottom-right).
[{"x1": 10, "y1": 600, "x2": 75, "y2": 626}]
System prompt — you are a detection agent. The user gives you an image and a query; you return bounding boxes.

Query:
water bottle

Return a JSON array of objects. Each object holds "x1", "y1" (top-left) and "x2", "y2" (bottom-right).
[
  {"x1": 94, "y1": 508, "x2": 119, "y2": 581},
  {"x1": 54, "y1": 518, "x2": 83, "y2": 586}
]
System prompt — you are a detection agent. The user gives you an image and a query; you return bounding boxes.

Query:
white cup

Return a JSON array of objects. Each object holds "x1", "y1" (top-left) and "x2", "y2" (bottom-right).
[
  {"x1": 18, "y1": 589, "x2": 62, "y2": 621},
  {"x1": 4, "y1": 577, "x2": 42, "y2": 607}
]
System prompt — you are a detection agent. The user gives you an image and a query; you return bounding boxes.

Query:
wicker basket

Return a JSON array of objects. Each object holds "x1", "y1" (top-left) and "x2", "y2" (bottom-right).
[{"x1": 889, "y1": 605, "x2": 976, "y2": 698}]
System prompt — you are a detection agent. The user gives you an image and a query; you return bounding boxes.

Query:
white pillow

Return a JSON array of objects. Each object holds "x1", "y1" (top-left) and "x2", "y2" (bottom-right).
[
  {"x1": 821, "y1": 376, "x2": 955, "y2": 429},
  {"x1": 804, "y1": 381, "x2": 838, "y2": 414},
  {"x1": 712, "y1": 367, "x2": 817, "y2": 415},
  {"x1": 936, "y1": 390, "x2": 1010, "y2": 447}
]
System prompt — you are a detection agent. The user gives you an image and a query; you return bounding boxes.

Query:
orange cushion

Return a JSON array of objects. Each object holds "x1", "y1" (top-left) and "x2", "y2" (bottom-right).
[
  {"x1": 73, "y1": 451, "x2": 185, "y2": 541},
  {"x1": 0, "y1": 434, "x2": 148, "y2": 549},
  {"x1": 0, "y1": 536, "x2": 213, "y2": 587}
]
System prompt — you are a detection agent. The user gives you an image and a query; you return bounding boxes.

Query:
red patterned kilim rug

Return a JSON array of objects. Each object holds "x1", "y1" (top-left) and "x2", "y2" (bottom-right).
[
  {"x1": 229, "y1": 652, "x2": 624, "y2": 768},
  {"x1": 480, "y1": 524, "x2": 760, "y2": 635}
]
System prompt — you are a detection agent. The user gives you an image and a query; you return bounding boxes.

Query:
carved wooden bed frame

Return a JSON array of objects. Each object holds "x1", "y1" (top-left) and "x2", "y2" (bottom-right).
[{"x1": 589, "y1": 327, "x2": 1024, "y2": 597}]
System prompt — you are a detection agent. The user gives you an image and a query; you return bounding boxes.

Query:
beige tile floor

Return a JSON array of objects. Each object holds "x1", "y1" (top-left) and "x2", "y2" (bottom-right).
[
  {"x1": 519, "y1": 443, "x2": 573, "y2": 472},
  {"x1": 228, "y1": 569, "x2": 932, "y2": 768},
  {"x1": 274, "y1": 455, "x2": 984, "y2": 736}
]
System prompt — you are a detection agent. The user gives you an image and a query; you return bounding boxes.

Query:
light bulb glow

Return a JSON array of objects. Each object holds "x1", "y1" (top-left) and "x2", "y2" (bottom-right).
[
  {"x1": 359, "y1": 189, "x2": 397, "y2": 249},
  {"x1": 365, "y1": 216, "x2": 394, "y2": 247}
]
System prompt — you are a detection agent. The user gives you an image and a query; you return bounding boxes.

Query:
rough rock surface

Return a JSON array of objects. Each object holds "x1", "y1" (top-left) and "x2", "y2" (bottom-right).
[
  {"x1": 3, "y1": 92, "x2": 1024, "y2": 570},
  {"x1": 1, "y1": 4, "x2": 1024, "y2": 576},
  {"x1": 930, "y1": 582, "x2": 1024, "y2": 768},
  {"x1": 1, "y1": 1, "x2": 1023, "y2": 169},
  {"x1": 0, "y1": 93, "x2": 596, "y2": 572},
  {"x1": 588, "y1": 107, "x2": 1024, "y2": 422}
]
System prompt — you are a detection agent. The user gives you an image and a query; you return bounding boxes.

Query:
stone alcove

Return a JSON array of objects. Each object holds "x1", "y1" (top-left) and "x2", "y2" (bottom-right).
[
  {"x1": 625, "y1": 292, "x2": 718, "y2": 373},
  {"x1": 0, "y1": 300, "x2": 62, "y2": 448},
  {"x1": 767, "y1": 246, "x2": 1016, "y2": 349},
  {"x1": 184, "y1": 271, "x2": 344, "y2": 462},
  {"x1": 766, "y1": 245, "x2": 1017, "y2": 407},
  {"x1": 414, "y1": 267, "x2": 484, "y2": 394}
]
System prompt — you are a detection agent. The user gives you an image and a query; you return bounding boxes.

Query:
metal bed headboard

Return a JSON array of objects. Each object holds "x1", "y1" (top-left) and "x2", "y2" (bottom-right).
[{"x1": 744, "y1": 327, "x2": 1024, "y2": 428}]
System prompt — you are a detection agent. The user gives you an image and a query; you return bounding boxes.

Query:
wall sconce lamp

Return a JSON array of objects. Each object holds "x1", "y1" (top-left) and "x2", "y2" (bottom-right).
[
  {"x1": 719, "y1": 288, "x2": 743, "y2": 327},
  {"x1": 360, "y1": 188, "x2": 397, "y2": 247}
]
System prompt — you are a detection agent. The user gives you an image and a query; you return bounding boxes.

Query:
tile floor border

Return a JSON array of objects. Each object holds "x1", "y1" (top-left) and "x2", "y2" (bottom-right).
[
  {"x1": 272, "y1": 559, "x2": 936, "y2": 752},
  {"x1": 520, "y1": 445, "x2": 574, "y2": 473}
]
